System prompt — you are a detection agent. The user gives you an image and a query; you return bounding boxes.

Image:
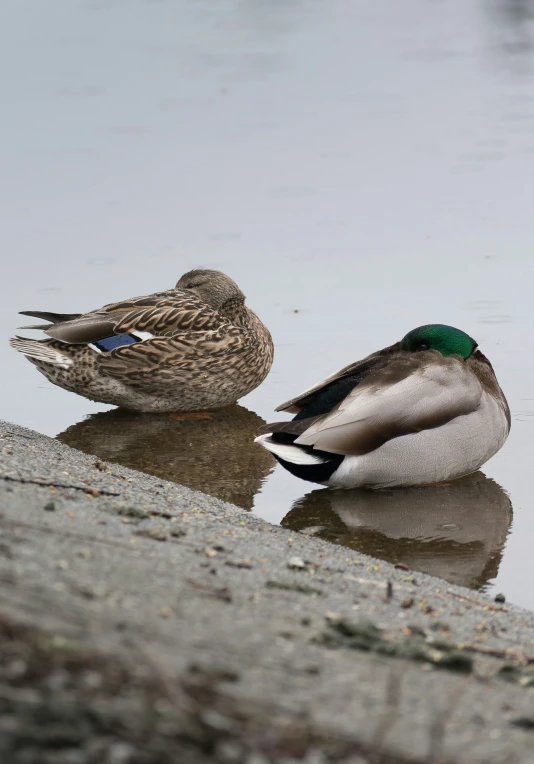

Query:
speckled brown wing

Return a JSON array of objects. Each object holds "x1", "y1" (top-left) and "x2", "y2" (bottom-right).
[
  {"x1": 41, "y1": 290, "x2": 221, "y2": 344},
  {"x1": 112, "y1": 301, "x2": 222, "y2": 336},
  {"x1": 95, "y1": 324, "x2": 248, "y2": 393}
]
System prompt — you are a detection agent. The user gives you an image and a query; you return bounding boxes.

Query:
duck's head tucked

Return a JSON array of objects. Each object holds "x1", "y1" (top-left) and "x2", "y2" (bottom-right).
[
  {"x1": 176, "y1": 269, "x2": 245, "y2": 309},
  {"x1": 400, "y1": 324, "x2": 477, "y2": 360}
]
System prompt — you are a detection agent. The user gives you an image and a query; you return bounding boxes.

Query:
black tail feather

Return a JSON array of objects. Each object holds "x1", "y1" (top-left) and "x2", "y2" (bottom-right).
[
  {"x1": 267, "y1": 432, "x2": 344, "y2": 485},
  {"x1": 19, "y1": 310, "x2": 82, "y2": 324}
]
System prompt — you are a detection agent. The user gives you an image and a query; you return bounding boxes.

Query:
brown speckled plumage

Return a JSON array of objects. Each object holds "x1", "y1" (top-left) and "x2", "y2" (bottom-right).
[{"x1": 10, "y1": 270, "x2": 274, "y2": 413}]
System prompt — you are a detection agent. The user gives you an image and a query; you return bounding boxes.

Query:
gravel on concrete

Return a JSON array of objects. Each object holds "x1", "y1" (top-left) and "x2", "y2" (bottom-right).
[{"x1": 1, "y1": 420, "x2": 534, "y2": 764}]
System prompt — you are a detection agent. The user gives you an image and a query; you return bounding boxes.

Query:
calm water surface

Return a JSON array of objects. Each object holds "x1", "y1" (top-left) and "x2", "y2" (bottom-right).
[{"x1": 2, "y1": 1, "x2": 534, "y2": 606}]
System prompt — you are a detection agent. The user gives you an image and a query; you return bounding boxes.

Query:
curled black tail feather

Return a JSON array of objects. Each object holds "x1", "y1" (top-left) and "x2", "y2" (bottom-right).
[{"x1": 268, "y1": 431, "x2": 344, "y2": 485}]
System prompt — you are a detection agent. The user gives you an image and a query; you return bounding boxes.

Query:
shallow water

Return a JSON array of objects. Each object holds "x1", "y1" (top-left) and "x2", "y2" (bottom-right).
[{"x1": 2, "y1": 1, "x2": 534, "y2": 605}]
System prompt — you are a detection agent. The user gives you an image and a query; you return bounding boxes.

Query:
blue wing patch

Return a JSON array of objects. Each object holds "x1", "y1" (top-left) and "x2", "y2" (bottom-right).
[{"x1": 93, "y1": 334, "x2": 141, "y2": 352}]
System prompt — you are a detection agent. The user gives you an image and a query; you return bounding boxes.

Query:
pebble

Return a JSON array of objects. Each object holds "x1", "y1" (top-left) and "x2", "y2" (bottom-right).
[
  {"x1": 148, "y1": 528, "x2": 167, "y2": 541},
  {"x1": 288, "y1": 556, "x2": 306, "y2": 570}
]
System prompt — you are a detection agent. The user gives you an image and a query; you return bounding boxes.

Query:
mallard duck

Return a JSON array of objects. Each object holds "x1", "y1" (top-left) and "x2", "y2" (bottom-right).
[
  {"x1": 10, "y1": 269, "x2": 274, "y2": 413},
  {"x1": 256, "y1": 324, "x2": 510, "y2": 488}
]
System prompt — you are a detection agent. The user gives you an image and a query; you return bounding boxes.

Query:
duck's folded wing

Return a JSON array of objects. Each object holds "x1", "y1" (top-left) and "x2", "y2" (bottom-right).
[
  {"x1": 96, "y1": 325, "x2": 245, "y2": 393},
  {"x1": 275, "y1": 344, "x2": 398, "y2": 413},
  {"x1": 111, "y1": 301, "x2": 221, "y2": 337},
  {"x1": 294, "y1": 353, "x2": 483, "y2": 456},
  {"x1": 31, "y1": 292, "x2": 221, "y2": 344}
]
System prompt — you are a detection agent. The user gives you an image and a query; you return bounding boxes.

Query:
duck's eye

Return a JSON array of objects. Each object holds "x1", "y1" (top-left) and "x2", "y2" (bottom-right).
[
  {"x1": 419, "y1": 342, "x2": 430, "y2": 351},
  {"x1": 184, "y1": 283, "x2": 195, "y2": 288}
]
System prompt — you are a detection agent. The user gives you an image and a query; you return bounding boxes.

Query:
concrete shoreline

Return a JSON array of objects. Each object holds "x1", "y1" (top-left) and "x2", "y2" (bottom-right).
[{"x1": 1, "y1": 419, "x2": 533, "y2": 763}]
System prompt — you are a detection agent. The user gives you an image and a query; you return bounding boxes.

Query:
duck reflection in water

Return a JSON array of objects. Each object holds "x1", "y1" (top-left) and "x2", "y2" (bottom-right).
[
  {"x1": 282, "y1": 473, "x2": 512, "y2": 590},
  {"x1": 57, "y1": 405, "x2": 275, "y2": 510}
]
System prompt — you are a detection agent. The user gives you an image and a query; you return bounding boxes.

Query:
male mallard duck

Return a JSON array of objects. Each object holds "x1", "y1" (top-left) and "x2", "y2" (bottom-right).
[
  {"x1": 256, "y1": 324, "x2": 510, "y2": 488},
  {"x1": 10, "y1": 269, "x2": 274, "y2": 413}
]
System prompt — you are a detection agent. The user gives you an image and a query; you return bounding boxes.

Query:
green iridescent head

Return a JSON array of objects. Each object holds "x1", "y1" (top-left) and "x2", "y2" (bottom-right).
[{"x1": 400, "y1": 324, "x2": 478, "y2": 360}]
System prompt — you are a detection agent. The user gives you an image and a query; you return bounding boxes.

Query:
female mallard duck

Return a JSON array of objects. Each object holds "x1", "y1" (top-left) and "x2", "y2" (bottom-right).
[
  {"x1": 256, "y1": 324, "x2": 510, "y2": 488},
  {"x1": 10, "y1": 269, "x2": 274, "y2": 413}
]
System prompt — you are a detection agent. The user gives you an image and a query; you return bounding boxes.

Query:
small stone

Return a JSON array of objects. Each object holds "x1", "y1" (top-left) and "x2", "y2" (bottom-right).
[
  {"x1": 118, "y1": 506, "x2": 149, "y2": 519},
  {"x1": 225, "y1": 559, "x2": 252, "y2": 569},
  {"x1": 148, "y1": 528, "x2": 168, "y2": 541},
  {"x1": 201, "y1": 710, "x2": 234, "y2": 731},
  {"x1": 331, "y1": 618, "x2": 382, "y2": 641},
  {"x1": 0, "y1": 716, "x2": 20, "y2": 733},
  {"x1": 430, "y1": 621, "x2": 451, "y2": 632},
  {"x1": 324, "y1": 611, "x2": 340, "y2": 622},
  {"x1": 245, "y1": 755, "x2": 270, "y2": 764},
  {"x1": 403, "y1": 624, "x2": 426, "y2": 637},
  {"x1": 401, "y1": 597, "x2": 414, "y2": 609},
  {"x1": 436, "y1": 650, "x2": 474, "y2": 674},
  {"x1": 497, "y1": 664, "x2": 534, "y2": 684},
  {"x1": 265, "y1": 580, "x2": 324, "y2": 596},
  {"x1": 205, "y1": 547, "x2": 218, "y2": 558},
  {"x1": 108, "y1": 742, "x2": 136, "y2": 764},
  {"x1": 395, "y1": 562, "x2": 410, "y2": 571},
  {"x1": 5, "y1": 659, "x2": 26, "y2": 679},
  {"x1": 81, "y1": 671, "x2": 103, "y2": 689},
  {"x1": 299, "y1": 525, "x2": 325, "y2": 535},
  {"x1": 188, "y1": 663, "x2": 239, "y2": 682},
  {"x1": 170, "y1": 528, "x2": 186, "y2": 538},
  {"x1": 288, "y1": 556, "x2": 306, "y2": 570},
  {"x1": 158, "y1": 606, "x2": 172, "y2": 618},
  {"x1": 44, "y1": 667, "x2": 70, "y2": 691},
  {"x1": 494, "y1": 593, "x2": 506, "y2": 603},
  {"x1": 217, "y1": 741, "x2": 242, "y2": 763},
  {"x1": 43, "y1": 501, "x2": 56, "y2": 512}
]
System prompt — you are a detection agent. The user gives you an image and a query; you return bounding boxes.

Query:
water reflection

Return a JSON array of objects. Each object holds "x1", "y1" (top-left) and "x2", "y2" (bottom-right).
[
  {"x1": 282, "y1": 473, "x2": 512, "y2": 590},
  {"x1": 57, "y1": 406, "x2": 275, "y2": 510}
]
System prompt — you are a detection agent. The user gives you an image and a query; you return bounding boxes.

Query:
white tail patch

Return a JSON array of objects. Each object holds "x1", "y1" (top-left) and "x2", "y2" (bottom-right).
[
  {"x1": 132, "y1": 331, "x2": 154, "y2": 341},
  {"x1": 255, "y1": 434, "x2": 325, "y2": 465},
  {"x1": 9, "y1": 337, "x2": 73, "y2": 368}
]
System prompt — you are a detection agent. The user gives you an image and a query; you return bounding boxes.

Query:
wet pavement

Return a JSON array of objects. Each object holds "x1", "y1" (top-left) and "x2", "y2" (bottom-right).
[{"x1": 2, "y1": 419, "x2": 534, "y2": 763}]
